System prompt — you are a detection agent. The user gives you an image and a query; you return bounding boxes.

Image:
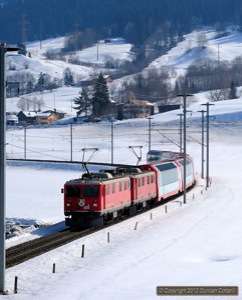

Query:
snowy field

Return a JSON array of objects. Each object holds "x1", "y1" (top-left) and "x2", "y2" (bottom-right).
[
  {"x1": 3, "y1": 28, "x2": 242, "y2": 299},
  {"x1": 4, "y1": 100, "x2": 242, "y2": 300}
]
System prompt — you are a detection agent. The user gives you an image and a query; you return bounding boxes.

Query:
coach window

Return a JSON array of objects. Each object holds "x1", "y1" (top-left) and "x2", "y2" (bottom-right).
[
  {"x1": 119, "y1": 182, "x2": 122, "y2": 191},
  {"x1": 106, "y1": 185, "x2": 110, "y2": 195},
  {"x1": 142, "y1": 177, "x2": 145, "y2": 186},
  {"x1": 147, "y1": 176, "x2": 150, "y2": 184},
  {"x1": 112, "y1": 183, "x2": 115, "y2": 193}
]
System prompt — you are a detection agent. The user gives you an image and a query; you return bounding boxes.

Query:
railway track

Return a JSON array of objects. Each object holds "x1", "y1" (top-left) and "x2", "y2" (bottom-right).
[
  {"x1": 6, "y1": 228, "x2": 94, "y2": 268},
  {"x1": 6, "y1": 203, "x2": 158, "y2": 268},
  {"x1": 6, "y1": 183, "x2": 196, "y2": 269}
]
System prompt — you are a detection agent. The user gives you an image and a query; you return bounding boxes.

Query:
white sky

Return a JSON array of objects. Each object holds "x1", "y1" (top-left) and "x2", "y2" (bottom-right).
[{"x1": 4, "y1": 28, "x2": 242, "y2": 299}]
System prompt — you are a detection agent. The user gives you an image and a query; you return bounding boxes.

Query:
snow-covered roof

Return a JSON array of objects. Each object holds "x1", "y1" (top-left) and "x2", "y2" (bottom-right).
[
  {"x1": 20, "y1": 111, "x2": 37, "y2": 117},
  {"x1": 36, "y1": 112, "x2": 52, "y2": 117},
  {"x1": 125, "y1": 99, "x2": 154, "y2": 106}
]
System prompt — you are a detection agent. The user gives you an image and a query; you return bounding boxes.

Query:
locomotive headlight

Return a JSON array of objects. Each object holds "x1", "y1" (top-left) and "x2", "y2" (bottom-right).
[
  {"x1": 66, "y1": 203, "x2": 71, "y2": 207},
  {"x1": 93, "y1": 202, "x2": 98, "y2": 207},
  {"x1": 78, "y1": 199, "x2": 85, "y2": 207}
]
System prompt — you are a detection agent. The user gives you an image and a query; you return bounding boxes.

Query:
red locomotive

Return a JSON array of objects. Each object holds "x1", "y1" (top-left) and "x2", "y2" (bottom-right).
[{"x1": 62, "y1": 153, "x2": 195, "y2": 228}]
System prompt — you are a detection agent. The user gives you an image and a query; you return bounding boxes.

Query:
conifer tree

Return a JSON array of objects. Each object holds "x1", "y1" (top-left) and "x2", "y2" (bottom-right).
[
  {"x1": 229, "y1": 80, "x2": 238, "y2": 99},
  {"x1": 37, "y1": 72, "x2": 45, "y2": 93},
  {"x1": 92, "y1": 73, "x2": 110, "y2": 117},
  {"x1": 73, "y1": 87, "x2": 92, "y2": 116},
  {"x1": 63, "y1": 68, "x2": 74, "y2": 86}
]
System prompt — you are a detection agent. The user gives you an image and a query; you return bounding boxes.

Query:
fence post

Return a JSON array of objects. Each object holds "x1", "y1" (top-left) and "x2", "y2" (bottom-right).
[
  {"x1": 81, "y1": 244, "x2": 85, "y2": 258},
  {"x1": 134, "y1": 222, "x2": 138, "y2": 230},
  {"x1": 14, "y1": 276, "x2": 18, "y2": 294},
  {"x1": 52, "y1": 263, "x2": 56, "y2": 273}
]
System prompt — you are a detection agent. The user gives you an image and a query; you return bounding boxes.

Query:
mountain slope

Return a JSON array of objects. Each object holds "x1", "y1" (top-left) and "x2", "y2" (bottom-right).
[
  {"x1": 1, "y1": 0, "x2": 242, "y2": 45},
  {"x1": 6, "y1": 28, "x2": 242, "y2": 116}
]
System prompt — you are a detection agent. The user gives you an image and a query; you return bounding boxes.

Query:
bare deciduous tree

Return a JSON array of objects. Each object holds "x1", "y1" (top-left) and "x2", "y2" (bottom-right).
[{"x1": 207, "y1": 89, "x2": 229, "y2": 102}]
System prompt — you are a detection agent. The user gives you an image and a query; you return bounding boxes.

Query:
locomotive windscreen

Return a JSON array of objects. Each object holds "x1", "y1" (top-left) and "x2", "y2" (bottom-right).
[
  {"x1": 147, "y1": 151, "x2": 162, "y2": 162},
  {"x1": 147, "y1": 150, "x2": 180, "y2": 163},
  {"x1": 65, "y1": 186, "x2": 80, "y2": 197},
  {"x1": 83, "y1": 186, "x2": 99, "y2": 197}
]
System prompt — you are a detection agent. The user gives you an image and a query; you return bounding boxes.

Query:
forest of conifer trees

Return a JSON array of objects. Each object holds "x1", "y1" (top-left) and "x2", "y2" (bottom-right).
[{"x1": 1, "y1": 0, "x2": 242, "y2": 46}]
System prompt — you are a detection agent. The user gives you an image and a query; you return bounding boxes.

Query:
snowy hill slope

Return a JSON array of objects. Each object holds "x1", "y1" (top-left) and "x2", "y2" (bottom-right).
[
  {"x1": 7, "y1": 37, "x2": 133, "y2": 82},
  {"x1": 6, "y1": 29, "x2": 242, "y2": 89},
  {"x1": 149, "y1": 29, "x2": 242, "y2": 75},
  {"x1": 7, "y1": 28, "x2": 242, "y2": 118}
]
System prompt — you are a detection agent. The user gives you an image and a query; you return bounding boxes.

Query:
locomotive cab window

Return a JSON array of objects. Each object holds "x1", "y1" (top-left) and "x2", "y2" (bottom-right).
[
  {"x1": 65, "y1": 186, "x2": 80, "y2": 197},
  {"x1": 83, "y1": 186, "x2": 99, "y2": 197}
]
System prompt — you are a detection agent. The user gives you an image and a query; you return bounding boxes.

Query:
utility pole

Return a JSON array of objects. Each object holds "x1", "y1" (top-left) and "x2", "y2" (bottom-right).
[
  {"x1": 198, "y1": 110, "x2": 205, "y2": 179},
  {"x1": 0, "y1": 43, "x2": 19, "y2": 294},
  {"x1": 20, "y1": 13, "x2": 29, "y2": 45},
  {"x1": 39, "y1": 21, "x2": 42, "y2": 49},
  {"x1": 96, "y1": 33, "x2": 100, "y2": 61},
  {"x1": 201, "y1": 102, "x2": 214, "y2": 189},
  {"x1": 177, "y1": 113, "x2": 183, "y2": 153},
  {"x1": 74, "y1": 22, "x2": 80, "y2": 52},
  {"x1": 24, "y1": 126, "x2": 27, "y2": 159},
  {"x1": 147, "y1": 117, "x2": 153, "y2": 152},
  {"x1": 177, "y1": 94, "x2": 193, "y2": 204},
  {"x1": 70, "y1": 124, "x2": 73, "y2": 161},
  {"x1": 217, "y1": 44, "x2": 220, "y2": 67},
  {"x1": 111, "y1": 120, "x2": 114, "y2": 164},
  {"x1": 97, "y1": 40, "x2": 99, "y2": 61}
]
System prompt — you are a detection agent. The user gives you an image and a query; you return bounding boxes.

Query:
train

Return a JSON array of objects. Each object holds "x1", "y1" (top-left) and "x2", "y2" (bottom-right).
[
  {"x1": 146, "y1": 150, "x2": 182, "y2": 163},
  {"x1": 62, "y1": 151, "x2": 195, "y2": 228}
]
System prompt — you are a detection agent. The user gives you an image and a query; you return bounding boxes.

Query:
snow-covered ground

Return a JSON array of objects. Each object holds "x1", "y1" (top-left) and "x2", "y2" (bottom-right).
[
  {"x1": 7, "y1": 37, "x2": 133, "y2": 85},
  {"x1": 3, "y1": 29, "x2": 242, "y2": 298},
  {"x1": 149, "y1": 29, "x2": 242, "y2": 76},
  {"x1": 5, "y1": 100, "x2": 242, "y2": 300}
]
